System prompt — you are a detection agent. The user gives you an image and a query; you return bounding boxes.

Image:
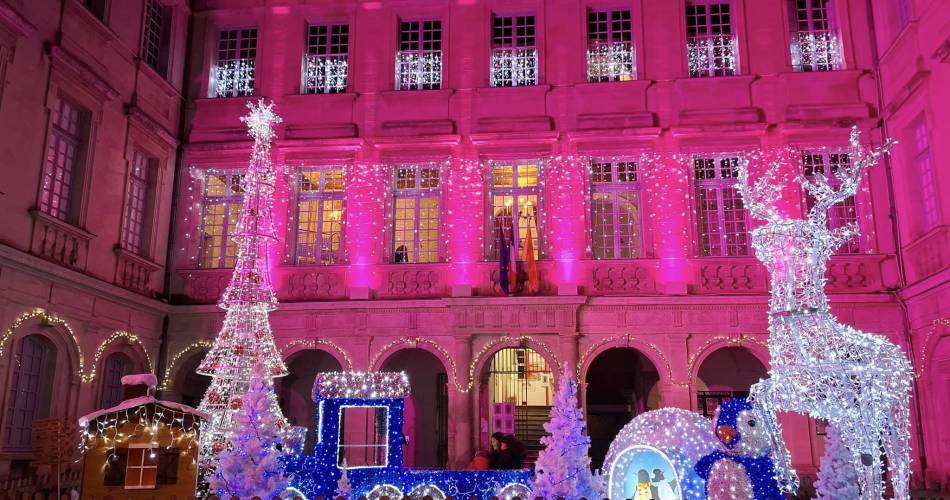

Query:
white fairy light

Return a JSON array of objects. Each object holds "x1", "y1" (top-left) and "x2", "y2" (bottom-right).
[
  {"x1": 790, "y1": 30, "x2": 843, "y2": 72},
  {"x1": 587, "y1": 41, "x2": 635, "y2": 82},
  {"x1": 736, "y1": 127, "x2": 911, "y2": 499},
  {"x1": 687, "y1": 34, "x2": 738, "y2": 77},
  {"x1": 303, "y1": 55, "x2": 348, "y2": 94}
]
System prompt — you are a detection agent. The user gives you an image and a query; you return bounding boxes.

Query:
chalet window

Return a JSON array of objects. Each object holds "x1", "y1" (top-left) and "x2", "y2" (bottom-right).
[
  {"x1": 199, "y1": 173, "x2": 244, "y2": 268},
  {"x1": 590, "y1": 159, "x2": 642, "y2": 259},
  {"x1": 906, "y1": 115, "x2": 939, "y2": 235},
  {"x1": 303, "y1": 24, "x2": 349, "y2": 94},
  {"x1": 125, "y1": 445, "x2": 159, "y2": 489},
  {"x1": 40, "y1": 97, "x2": 89, "y2": 223},
  {"x1": 491, "y1": 15, "x2": 538, "y2": 87},
  {"x1": 211, "y1": 28, "x2": 257, "y2": 98},
  {"x1": 121, "y1": 151, "x2": 157, "y2": 256},
  {"x1": 3, "y1": 335, "x2": 56, "y2": 450},
  {"x1": 789, "y1": 0, "x2": 842, "y2": 72},
  {"x1": 392, "y1": 165, "x2": 440, "y2": 263},
  {"x1": 395, "y1": 20, "x2": 442, "y2": 90},
  {"x1": 490, "y1": 161, "x2": 540, "y2": 260},
  {"x1": 802, "y1": 151, "x2": 860, "y2": 254},
  {"x1": 685, "y1": 1, "x2": 738, "y2": 77},
  {"x1": 587, "y1": 9, "x2": 635, "y2": 82},
  {"x1": 104, "y1": 446, "x2": 179, "y2": 487},
  {"x1": 295, "y1": 169, "x2": 344, "y2": 265},
  {"x1": 99, "y1": 352, "x2": 132, "y2": 410},
  {"x1": 141, "y1": 0, "x2": 173, "y2": 77},
  {"x1": 694, "y1": 156, "x2": 750, "y2": 257}
]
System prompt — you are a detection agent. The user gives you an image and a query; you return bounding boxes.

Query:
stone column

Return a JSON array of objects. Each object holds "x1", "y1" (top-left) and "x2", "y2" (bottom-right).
[
  {"x1": 445, "y1": 145, "x2": 483, "y2": 297},
  {"x1": 345, "y1": 149, "x2": 386, "y2": 299},
  {"x1": 452, "y1": 334, "x2": 474, "y2": 466}
]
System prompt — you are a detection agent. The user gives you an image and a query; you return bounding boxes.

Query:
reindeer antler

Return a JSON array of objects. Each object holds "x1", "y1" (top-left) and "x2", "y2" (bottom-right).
[
  {"x1": 736, "y1": 157, "x2": 785, "y2": 223},
  {"x1": 801, "y1": 126, "x2": 896, "y2": 225}
]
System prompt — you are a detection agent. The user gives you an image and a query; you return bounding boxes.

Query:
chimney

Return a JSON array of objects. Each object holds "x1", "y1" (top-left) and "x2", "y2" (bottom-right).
[{"x1": 120, "y1": 373, "x2": 158, "y2": 401}]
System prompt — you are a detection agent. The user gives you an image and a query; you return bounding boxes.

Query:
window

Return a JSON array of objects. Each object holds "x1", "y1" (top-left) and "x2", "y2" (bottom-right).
[
  {"x1": 338, "y1": 406, "x2": 388, "y2": 468},
  {"x1": 907, "y1": 116, "x2": 938, "y2": 235},
  {"x1": 211, "y1": 28, "x2": 257, "y2": 98},
  {"x1": 303, "y1": 24, "x2": 349, "y2": 94},
  {"x1": 395, "y1": 20, "x2": 442, "y2": 90},
  {"x1": 392, "y1": 165, "x2": 440, "y2": 263},
  {"x1": 587, "y1": 9, "x2": 635, "y2": 82},
  {"x1": 789, "y1": 0, "x2": 842, "y2": 72},
  {"x1": 99, "y1": 353, "x2": 132, "y2": 409},
  {"x1": 40, "y1": 97, "x2": 88, "y2": 223},
  {"x1": 686, "y1": 1, "x2": 738, "y2": 77},
  {"x1": 591, "y1": 159, "x2": 642, "y2": 259},
  {"x1": 121, "y1": 151, "x2": 156, "y2": 256},
  {"x1": 296, "y1": 169, "x2": 344, "y2": 265},
  {"x1": 802, "y1": 152, "x2": 859, "y2": 254},
  {"x1": 84, "y1": 0, "x2": 107, "y2": 21},
  {"x1": 694, "y1": 156, "x2": 749, "y2": 256},
  {"x1": 491, "y1": 15, "x2": 538, "y2": 87},
  {"x1": 490, "y1": 162, "x2": 540, "y2": 260},
  {"x1": 3, "y1": 335, "x2": 55, "y2": 450},
  {"x1": 199, "y1": 173, "x2": 244, "y2": 268},
  {"x1": 125, "y1": 445, "x2": 158, "y2": 489},
  {"x1": 141, "y1": 0, "x2": 172, "y2": 77}
]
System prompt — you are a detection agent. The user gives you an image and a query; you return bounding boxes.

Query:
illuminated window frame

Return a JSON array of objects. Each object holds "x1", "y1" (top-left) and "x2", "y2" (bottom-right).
[
  {"x1": 211, "y1": 28, "x2": 257, "y2": 98},
  {"x1": 141, "y1": 0, "x2": 172, "y2": 77},
  {"x1": 40, "y1": 97, "x2": 88, "y2": 223},
  {"x1": 391, "y1": 165, "x2": 441, "y2": 264},
  {"x1": 590, "y1": 159, "x2": 643, "y2": 259},
  {"x1": 120, "y1": 150, "x2": 155, "y2": 256},
  {"x1": 789, "y1": 0, "x2": 843, "y2": 72},
  {"x1": 586, "y1": 9, "x2": 635, "y2": 82},
  {"x1": 198, "y1": 172, "x2": 244, "y2": 269},
  {"x1": 906, "y1": 115, "x2": 938, "y2": 235},
  {"x1": 124, "y1": 444, "x2": 158, "y2": 489},
  {"x1": 395, "y1": 19, "x2": 442, "y2": 90},
  {"x1": 488, "y1": 161, "x2": 541, "y2": 260},
  {"x1": 801, "y1": 151, "x2": 861, "y2": 254},
  {"x1": 490, "y1": 15, "x2": 538, "y2": 87},
  {"x1": 303, "y1": 23, "x2": 349, "y2": 94},
  {"x1": 337, "y1": 405, "x2": 389, "y2": 469},
  {"x1": 685, "y1": 1, "x2": 739, "y2": 77},
  {"x1": 295, "y1": 169, "x2": 345, "y2": 265},
  {"x1": 693, "y1": 155, "x2": 750, "y2": 257}
]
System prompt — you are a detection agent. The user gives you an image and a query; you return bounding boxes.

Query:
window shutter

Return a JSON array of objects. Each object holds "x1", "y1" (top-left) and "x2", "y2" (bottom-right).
[
  {"x1": 157, "y1": 448, "x2": 180, "y2": 484},
  {"x1": 103, "y1": 448, "x2": 128, "y2": 486}
]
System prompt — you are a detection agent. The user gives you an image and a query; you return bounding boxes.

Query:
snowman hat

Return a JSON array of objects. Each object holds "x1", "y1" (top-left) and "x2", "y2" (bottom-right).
[{"x1": 713, "y1": 397, "x2": 754, "y2": 450}]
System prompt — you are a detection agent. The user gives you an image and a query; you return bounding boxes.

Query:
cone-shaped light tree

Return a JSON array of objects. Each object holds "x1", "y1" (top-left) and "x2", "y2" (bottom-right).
[
  {"x1": 531, "y1": 376, "x2": 599, "y2": 500},
  {"x1": 196, "y1": 100, "x2": 289, "y2": 493}
]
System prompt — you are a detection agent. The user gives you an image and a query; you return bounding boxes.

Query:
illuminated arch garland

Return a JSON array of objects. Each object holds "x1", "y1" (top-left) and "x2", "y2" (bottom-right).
[
  {"x1": 159, "y1": 340, "x2": 213, "y2": 391},
  {"x1": 685, "y1": 334, "x2": 770, "y2": 384},
  {"x1": 917, "y1": 317, "x2": 950, "y2": 378},
  {"x1": 280, "y1": 338, "x2": 354, "y2": 371},
  {"x1": 87, "y1": 330, "x2": 155, "y2": 382},
  {"x1": 0, "y1": 308, "x2": 86, "y2": 380},
  {"x1": 368, "y1": 337, "x2": 460, "y2": 391},
  {"x1": 467, "y1": 335, "x2": 561, "y2": 392},
  {"x1": 575, "y1": 334, "x2": 683, "y2": 386}
]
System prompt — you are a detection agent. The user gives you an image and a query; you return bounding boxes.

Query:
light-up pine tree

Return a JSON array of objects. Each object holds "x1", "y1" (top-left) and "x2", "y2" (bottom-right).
[
  {"x1": 531, "y1": 376, "x2": 599, "y2": 500},
  {"x1": 196, "y1": 99, "x2": 289, "y2": 493},
  {"x1": 815, "y1": 425, "x2": 861, "y2": 499},
  {"x1": 209, "y1": 365, "x2": 289, "y2": 499}
]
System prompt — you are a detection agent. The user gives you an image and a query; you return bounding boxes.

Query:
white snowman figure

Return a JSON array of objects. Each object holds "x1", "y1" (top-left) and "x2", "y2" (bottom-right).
[{"x1": 694, "y1": 398, "x2": 783, "y2": 500}]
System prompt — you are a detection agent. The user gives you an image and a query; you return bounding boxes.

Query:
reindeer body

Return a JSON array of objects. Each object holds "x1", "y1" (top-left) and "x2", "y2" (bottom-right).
[{"x1": 736, "y1": 129, "x2": 913, "y2": 499}]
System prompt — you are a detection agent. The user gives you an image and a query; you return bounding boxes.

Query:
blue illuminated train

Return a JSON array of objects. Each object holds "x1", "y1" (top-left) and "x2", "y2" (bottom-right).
[{"x1": 284, "y1": 372, "x2": 532, "y2": 499}]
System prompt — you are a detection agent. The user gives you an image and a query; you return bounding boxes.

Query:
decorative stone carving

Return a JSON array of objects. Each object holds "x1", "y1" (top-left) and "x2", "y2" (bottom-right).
[
  {"x1": 592, "y1": 264, "x2": 642, "y2": 292},
  {"x1": 182, "y1": 271, "x2": 230, "y2": 303},
  {"x1": 699, "y1": 261, "x2": 764, "y2": 292},
  {"x1": 285, "y1": 270, "x2": 344, "y2": 300},
  {"x1": 386, "y1": 269, "x2": 440, "y2": 296}
]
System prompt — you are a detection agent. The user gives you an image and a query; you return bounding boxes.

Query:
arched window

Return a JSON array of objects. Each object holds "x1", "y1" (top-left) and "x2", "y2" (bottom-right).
[
  {"x1": 99, "y1": 352, "x2": 133, "y2": 409},
  {"x1": 3, "y1": 335, "x2": 56, "y2": 449}
]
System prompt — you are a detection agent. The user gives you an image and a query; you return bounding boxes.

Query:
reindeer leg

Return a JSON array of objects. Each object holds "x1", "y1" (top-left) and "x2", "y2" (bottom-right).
[{"x1": 750, "y1": 380, "x2": 799, "y2": 493}]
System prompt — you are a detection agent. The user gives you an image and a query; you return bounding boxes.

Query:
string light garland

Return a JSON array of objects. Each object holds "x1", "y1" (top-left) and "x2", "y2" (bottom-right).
[
  {"x1": 575, "y1": 334, "x2": 686, "y2": 387},
  {"x1": 467, "y1": 335, "x2": 561, "y2": 392},
  {"x1": 195, "y1": 100, "x2": 291, "y2": 496},
  {"x1": 280, "y1": 338, "x2": 354, "y2": 371},
  {"x1": 684, "y1": 334, "x2": 769, "y2": 384},
  {"x1": 737, "y1": 127, "x2": 912, "y2": 499},
  {"x1": 603, "y1": 407, "x2": 718, "y2": 500},
  {"x1": 0, "y1": 308, "x2": 86, "y2": 380},
  {"x1": 92, "y1": 330, "x2": 154, "y2": 376},
  {"x1": 368, "y1": 337, "x2": 460, "y2": 390},
  {"x1": 158, "y1": 340, "x2": 213, "y2": 391},
  {"x1": 915, "y1": 317, "x2": 950, "y2": 377}
]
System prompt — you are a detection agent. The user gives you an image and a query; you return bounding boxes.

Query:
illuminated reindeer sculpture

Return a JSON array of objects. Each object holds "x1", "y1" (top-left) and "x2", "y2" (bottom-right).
[{"x1": 736, "y1": 128, "x2": 912, "y2": 500}]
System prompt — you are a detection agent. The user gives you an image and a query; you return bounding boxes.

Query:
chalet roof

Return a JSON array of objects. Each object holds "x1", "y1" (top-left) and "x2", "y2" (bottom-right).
[{"x1": 78, "y1": 396, "x2": 209, "y2": 427}]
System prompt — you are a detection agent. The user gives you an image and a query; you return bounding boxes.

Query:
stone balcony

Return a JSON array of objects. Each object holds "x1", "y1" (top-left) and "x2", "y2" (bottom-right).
[{"x1": 29, "y1": 210, "x2": 92, "y2": 272}]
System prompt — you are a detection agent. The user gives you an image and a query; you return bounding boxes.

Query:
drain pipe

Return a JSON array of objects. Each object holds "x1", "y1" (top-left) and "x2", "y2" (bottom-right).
[
  {"x1": 157, "y1": 1, "x2": 197, "y2": 397},
  {"x1": 864, "y1": 0, "x2": 928, "y2": 480}
]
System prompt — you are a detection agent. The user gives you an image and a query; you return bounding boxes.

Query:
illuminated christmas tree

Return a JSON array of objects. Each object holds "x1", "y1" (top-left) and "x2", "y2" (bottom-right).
[{"x1": 196, "y1": 99, "x2": 289, "y2": 493}]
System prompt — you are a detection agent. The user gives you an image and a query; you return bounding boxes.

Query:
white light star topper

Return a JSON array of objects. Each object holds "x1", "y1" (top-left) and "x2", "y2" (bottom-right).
[{"x1": 240, "y1": 99, "x2": 282, "y2": 143}]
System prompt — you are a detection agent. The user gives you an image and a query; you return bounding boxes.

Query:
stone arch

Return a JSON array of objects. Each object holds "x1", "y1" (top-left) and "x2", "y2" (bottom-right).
[
  {"x1": 469, "y1": 335, "x2": 562, "y2": 390},
  {"x1": 577, "y1": 334, "x2": 675, "y2": 386},
  {"x1": 278, "y1": 348, "x2": 344, "y2": 454},
  {"x1": 158, "y1": 340, "x2": 212, "y2": 392},
  {"x1": 280, "y1": 339, "x2": 353, "y2": 371},
  {"x1": 1, "y1": 309, "x2": 84, "y2": 380},
  {"x1": 583, "y1": 346, "x2": 663, "y2": 470},
  {"x1": 91, "y1": 331, "x2": 154, "y2": 381},
  {"x1": 687, "y1": 335, "x2": 770, "y2": 385},
  {"x1": 379, "y1": 348, "x2": 450, "y2": 468},
  {"x1": 370, "y1": 337, "x2": 459, "y2": 390},
  {"x1": 692, "y1": 345, "x2": 770, "y2": 418}
]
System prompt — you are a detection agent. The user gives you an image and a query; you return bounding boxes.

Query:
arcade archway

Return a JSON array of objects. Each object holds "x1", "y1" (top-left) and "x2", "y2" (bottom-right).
[
  {"x1": 380, "y1": 348, "x2": 448, "y2": 468},
  {"x1": 584, "y1": 347, "x2": 660, "y2": 470},
  {"x1": 277, "y1": 349, "x2": 342, "y2": 453},
  {"x1": 176, "y1": 350, "x2": 211, "y2": 408},
  {"x1": 695, "y1": 346, "x2": 768, "y2": 417}
]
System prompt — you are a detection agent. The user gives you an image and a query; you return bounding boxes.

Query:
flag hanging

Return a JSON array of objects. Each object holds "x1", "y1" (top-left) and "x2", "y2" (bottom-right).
[
  {"x1": 498, "y1": 226, "x2": 510, "y2": 294},
  {"x1": 525, "y1": 222, "x2": 539, "y2": 293},
  {"x1": 508, "y1": 220, "x2": 518, "y2": 294}
]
